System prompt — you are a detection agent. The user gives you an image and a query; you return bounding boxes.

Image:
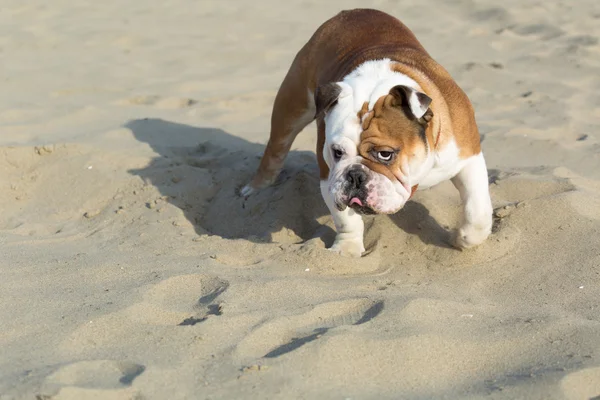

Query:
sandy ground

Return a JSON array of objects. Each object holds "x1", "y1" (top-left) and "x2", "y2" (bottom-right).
[{"x1": 1, "y1": 0, "x2": 600, "y2": 399}]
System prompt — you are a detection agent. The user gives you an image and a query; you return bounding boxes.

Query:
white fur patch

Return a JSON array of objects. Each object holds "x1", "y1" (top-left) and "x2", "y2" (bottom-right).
[
  {"x1": 418, "y1": 139, "x2": 467, "y2": 189},
  {"x1": 342, "y1": 59, "x2": 422, "y2": 112},
  {"x1": 451, "y1": 152, "x2": 493, "y2": 249},
  {"x1": 323, "y1": 84, "x2": 361, "y2": 147},
  {"x1": 364, "y1": 172, "x2": 411, "y2": 214}
]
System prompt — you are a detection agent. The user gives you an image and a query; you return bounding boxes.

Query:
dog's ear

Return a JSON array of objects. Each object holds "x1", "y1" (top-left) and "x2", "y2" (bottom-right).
[
  {"x1": 389, "y1": 85, "x2": 433, "y2": 122},
  {"x1": 314, "y1": 82, "x2": 352, "y2": 117},
  {"x1": 314, "y1": 83, "x2": 342, "y2": 117}
]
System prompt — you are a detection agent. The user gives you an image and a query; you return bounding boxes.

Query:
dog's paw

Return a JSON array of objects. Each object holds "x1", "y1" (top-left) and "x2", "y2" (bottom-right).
[
  {"x1": 239, "y1": 176, "x2": 277, "y2": 198},
  {"x1": 452, "y1": 223, "x2": 491, "y2": 250},
  {"x1": 239, "y1": 184, "x2": 254, "y2": 198},
  {"x1": 329, "y1": 237, "x2": 365, "y2": 258}
]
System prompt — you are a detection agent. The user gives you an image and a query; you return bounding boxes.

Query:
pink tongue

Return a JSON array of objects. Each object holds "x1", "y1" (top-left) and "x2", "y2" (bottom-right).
[{"x1": 349, "y1": 197, "x2": 363, "y2": 207}]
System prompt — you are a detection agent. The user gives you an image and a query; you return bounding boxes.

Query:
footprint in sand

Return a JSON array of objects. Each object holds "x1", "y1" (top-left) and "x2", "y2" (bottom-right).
[
  {"x1": 39, "y1": 360, "x2": 144, "y2": 399},
  {"x1": 236, "y1": 298, "x2": 384, "y2": 360},
  {"x1": 62, "y1": 274, "x2": 228, "y2": 353},
  {"x1": 508, "y1": 23, "x2": 564, "y2": 40},
  {"x1": 126, "y1": 273, "x2": 229, "y2": 326}
]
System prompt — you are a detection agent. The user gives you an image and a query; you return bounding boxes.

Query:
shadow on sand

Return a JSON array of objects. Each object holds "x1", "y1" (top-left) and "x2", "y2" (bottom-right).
[{"x1": 126, "y1": 118, "x2": 451, "y2": 248}]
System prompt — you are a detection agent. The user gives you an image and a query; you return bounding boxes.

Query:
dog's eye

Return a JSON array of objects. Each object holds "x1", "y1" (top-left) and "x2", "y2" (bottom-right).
[
  {"x1": 377, "y1": 151, "x2": 394, "y2": 162},
  {"x1": 333, "y1": 148, "x2": 343, "y2": 161}
]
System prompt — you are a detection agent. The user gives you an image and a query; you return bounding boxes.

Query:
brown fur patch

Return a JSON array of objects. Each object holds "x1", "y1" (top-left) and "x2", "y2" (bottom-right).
[{"x1": 358, "y1": 94, "x2": 429, "y2": 181}]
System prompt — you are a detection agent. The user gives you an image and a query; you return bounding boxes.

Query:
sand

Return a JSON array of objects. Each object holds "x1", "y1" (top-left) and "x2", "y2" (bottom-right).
[{"x1": 1, "y1": 0, "x2": 600, "y2": 399}]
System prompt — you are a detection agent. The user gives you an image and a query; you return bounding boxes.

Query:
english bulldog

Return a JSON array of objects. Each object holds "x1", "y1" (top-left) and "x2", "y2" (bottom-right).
[{"x1": 241, "y1": 8, "x2": 493, "y2": 257}]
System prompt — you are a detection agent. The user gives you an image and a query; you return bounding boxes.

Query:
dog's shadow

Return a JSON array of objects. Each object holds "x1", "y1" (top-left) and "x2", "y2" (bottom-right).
[
  {"x1": 126, "y1": 118, "x2": 335, "y2": 244},
  {"x1": 391, "y1": 201, "x2": 454, "y2": 249},
  {"x1": 126, "y1": 118, "x2": 451, "y2": 248}
]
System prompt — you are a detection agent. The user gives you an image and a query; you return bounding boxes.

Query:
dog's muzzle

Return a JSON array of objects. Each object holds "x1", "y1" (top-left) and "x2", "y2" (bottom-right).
[{"x1": 344, "y1": 166, "x2": 376, "y2": 214}]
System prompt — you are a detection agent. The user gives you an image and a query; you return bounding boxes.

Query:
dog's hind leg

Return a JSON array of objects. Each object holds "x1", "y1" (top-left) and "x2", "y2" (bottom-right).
[{"x1": 241, "y1": 59, "x2": 315, "y2": 197}]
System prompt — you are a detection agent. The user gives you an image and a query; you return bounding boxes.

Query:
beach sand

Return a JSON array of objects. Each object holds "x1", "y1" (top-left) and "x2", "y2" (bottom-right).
[{"x1": 1, "y1": 0, "x2": 600, "y2": 399}]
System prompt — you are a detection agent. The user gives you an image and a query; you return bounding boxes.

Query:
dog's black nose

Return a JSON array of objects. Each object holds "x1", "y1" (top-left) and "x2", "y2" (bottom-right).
[{"x1": 347, "y1": 168, "x2": 367, "y2": 189}]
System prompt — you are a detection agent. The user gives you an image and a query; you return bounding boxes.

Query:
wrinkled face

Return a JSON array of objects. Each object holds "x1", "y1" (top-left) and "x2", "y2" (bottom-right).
[{"x1": 321, "y1": 84, "x2": 433, "y2": 215}]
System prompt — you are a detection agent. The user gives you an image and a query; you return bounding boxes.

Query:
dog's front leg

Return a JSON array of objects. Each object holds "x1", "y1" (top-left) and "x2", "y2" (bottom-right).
[
  {"x1": 451, "y1": 152, "x2": 493, "y2": 249},
  {"x1": 320, "y1": 181, "x2": 365, "y2": 257}
]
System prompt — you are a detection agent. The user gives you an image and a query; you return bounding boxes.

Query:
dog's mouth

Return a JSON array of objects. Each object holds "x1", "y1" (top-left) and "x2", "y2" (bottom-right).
[
  {"x1": 349, "y1": 197, "x2": 363, "y2": 207},
  {"x1": 347, "y1": 195, "x2": 376, "y2": 215},
  {"x1": 332, "y1": 183, "x2": 378, "y2": 214}
]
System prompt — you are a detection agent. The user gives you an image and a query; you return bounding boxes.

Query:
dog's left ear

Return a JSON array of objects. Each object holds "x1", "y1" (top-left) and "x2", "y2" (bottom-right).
[
  {"x1": 389, "y1": 85, "x2": 433, "y2": 122},
  {"x1": 314, "y1": 82, "x2": 352, "y2": 117}
]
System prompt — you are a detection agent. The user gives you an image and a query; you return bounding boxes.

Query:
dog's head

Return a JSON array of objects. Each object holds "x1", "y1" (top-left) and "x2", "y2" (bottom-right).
[{"x1": 316, "y1": 81, "x2": 434, "y2": 214}]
